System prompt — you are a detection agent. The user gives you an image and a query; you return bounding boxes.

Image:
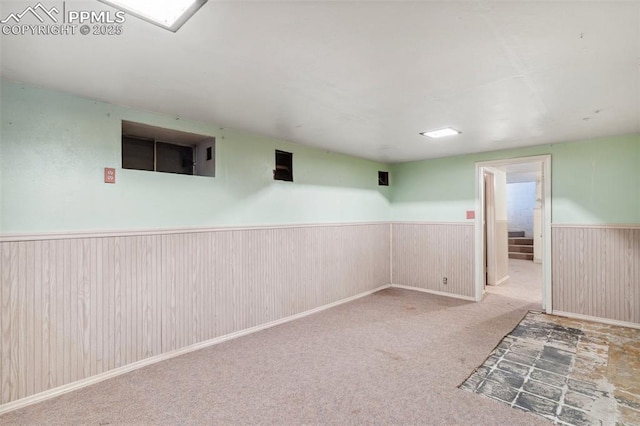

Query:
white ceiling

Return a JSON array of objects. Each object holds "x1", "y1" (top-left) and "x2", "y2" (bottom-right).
[{"x1": 1, "y1": 1, "x2": 639, "y2": 163}]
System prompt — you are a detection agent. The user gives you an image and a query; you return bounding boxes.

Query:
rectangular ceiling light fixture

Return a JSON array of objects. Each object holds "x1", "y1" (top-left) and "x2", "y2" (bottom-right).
[
  {"x1": 98, "y1": 0, "x2": 208, "y2": 32},
  {"x1": 420, "y1": 127, "x2": 461, "y2": 139}
]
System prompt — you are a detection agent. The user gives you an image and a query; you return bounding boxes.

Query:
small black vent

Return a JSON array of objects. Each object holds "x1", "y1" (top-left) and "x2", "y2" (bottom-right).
[
  {"x1": 378, "y1": 170, "x2": 389, "y2": 186},
  {"x1": 274, "y1": 150, "x2": 293, "y2": 182}
]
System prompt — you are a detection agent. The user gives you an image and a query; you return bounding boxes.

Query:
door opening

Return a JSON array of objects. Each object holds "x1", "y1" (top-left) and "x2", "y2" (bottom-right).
[{"x1": 474, "y1": 155, "x2": 552, "y2": 313}]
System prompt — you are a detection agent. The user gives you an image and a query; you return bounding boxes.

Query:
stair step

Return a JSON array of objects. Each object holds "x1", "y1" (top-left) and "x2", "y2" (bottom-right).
[
  {"x1": 508, "y1": 231, "x2": 525, "y2": 238},
  {"x1": 509, "y1": 245, "x2": 534, "y2": 253},
  {"x1": 508, "y1": 237, "x2": 533, "y2": 245},
  {"x1": 509, "y1": 252, "x2": 534, "y2": 260}
]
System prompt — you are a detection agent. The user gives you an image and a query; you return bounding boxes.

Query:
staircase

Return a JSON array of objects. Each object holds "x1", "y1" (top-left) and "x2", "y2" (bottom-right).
[{"x1": 508, "y1": 231, "x2": 534, "y2": 261}]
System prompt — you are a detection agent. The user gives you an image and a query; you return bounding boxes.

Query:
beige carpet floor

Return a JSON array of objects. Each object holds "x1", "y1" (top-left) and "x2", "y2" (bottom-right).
[
  {"x1": 1, "y1": 263, "x2": 549, "y2": 425},
  {"x1": 486, "y1": 258, "x2": 543, "y2": 306}
]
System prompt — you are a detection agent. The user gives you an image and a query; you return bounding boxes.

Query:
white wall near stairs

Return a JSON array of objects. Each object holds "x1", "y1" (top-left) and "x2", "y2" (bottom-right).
[{"x1": 507, "y1": 182, "x2": 536, "y2": 238}]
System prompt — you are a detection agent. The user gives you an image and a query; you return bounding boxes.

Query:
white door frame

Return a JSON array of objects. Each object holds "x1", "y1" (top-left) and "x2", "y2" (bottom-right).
[
  {"x1": 483, "y1": 169, "x2": 497, "y2": 286},
  {"x1": 474, "y1": 155, "x2": 552, "y2": 313}
]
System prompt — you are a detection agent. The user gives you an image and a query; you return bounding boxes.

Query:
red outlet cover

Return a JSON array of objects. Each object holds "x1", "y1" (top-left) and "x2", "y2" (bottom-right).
[
  {"x1": 466, "y1": 210, "x2": 475, "y2": 219},
  {"x1": 104, "y1": 168, "x2": 116, "y2": 184}
]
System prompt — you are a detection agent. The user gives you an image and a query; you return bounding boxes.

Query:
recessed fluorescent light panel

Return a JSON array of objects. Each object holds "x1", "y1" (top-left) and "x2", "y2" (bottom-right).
[
  {"x1": 420, "y1": 128, "x2": 461, "y2": 139},
  {"x1": 98, "y1": 0, "x2": 207, "y2": 32}
]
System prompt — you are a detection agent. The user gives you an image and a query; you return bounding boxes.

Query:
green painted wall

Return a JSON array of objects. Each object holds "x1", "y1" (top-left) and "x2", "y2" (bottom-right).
[
  {"x1": 0, "y1": 80, "x2": 391, "y2": 234},
  {"x1": 391, "y1": 134, "x2": 640, "y2": 224},
  {"x1": 3, "y1": 80, "x2": 638, "y2": 233}
]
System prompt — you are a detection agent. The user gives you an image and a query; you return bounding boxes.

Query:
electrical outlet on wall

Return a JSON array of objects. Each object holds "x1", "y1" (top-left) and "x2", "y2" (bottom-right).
[
  {"x1": 443, "y1": 277, "x2": 448, "y2": 285},
  {"x1": 104, "y1": 167, "x2": 116, "y2": 184}
]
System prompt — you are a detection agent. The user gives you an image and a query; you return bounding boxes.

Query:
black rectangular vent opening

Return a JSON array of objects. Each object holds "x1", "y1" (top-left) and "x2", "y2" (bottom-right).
[
  {"x1": 378, "y1": 170, "x2": 389, "y2": 186},
  {"x1": 274, "y1": 150, "x2": 293, "y2": 182}
]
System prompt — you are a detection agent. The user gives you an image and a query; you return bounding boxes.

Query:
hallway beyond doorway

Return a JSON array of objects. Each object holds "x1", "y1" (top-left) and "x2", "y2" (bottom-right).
[{"x1": 486, "y1": 259, "x2": 542, "y2": 306}]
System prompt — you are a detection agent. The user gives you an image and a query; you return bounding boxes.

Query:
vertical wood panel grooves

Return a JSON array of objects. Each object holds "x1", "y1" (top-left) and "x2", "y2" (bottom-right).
[
  {"x1": 0, "y1": 224, "x2": 389, "y2": 407},
  {"x1": 391, "y1": 223, "x2": 475, "y2": 298},
  {"x1": 3, "y1": 222, "x2": 637, "y2": 409},
  {"x1": 552, "y1": 226, "x2": 639, "y2": 325}
]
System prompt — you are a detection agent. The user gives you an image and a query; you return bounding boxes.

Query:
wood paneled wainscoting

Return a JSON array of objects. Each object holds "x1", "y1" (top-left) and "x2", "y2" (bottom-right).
[
  {"x1": 391, "y1": 222, "x2": 475, "y2": 299},
  {"x1": 552, "y1": 225, "x2": 640, "y2": 325},
  {"x1": 0, "y1": 223, "x2": 390, "y2": 411}
]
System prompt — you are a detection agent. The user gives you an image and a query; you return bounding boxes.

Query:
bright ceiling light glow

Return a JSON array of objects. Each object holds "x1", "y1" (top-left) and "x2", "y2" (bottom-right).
[
  {"x1": 420, "y1": 128, "x2": 461, "y2": 138},
  {"x1": 98, "y1": 0, "x2": 207, "y2": 32}
]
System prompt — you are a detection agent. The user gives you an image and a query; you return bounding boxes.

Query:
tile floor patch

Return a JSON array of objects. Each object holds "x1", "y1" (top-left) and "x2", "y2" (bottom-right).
[
  {"x1": 558, "y1": 406, "x2": 599, "y2": 426},
  {"x1": 534, "y1": 358, "x2": 571, "y2": 376},
  {"x1": 478, "y1": 380, "x2": 518, "y2": 404},
  {"x1": 529, "y1": 369, "x2": 566, "y2": 388},
  {"x1": 503, "y1": 351, "x2": 537, "y2": 366},
  {"x1": 540, "y1": 346, "x2": 573, "y2": 365},
  {"x1": 486, "y1": 369, "x2": 525, "y2": 389},
  {"x1": 496, "y1": 359, "x2": 531, "y2": 376},
  {"x1": 523, "y1": 380, "x2": 563, "y2": 402},
  {"x1": 516, "y1": 392, "x2": 559, "y2": 417},
  {"x1": 564, "y1": 390, "x2": 596, "y2": 411},
  {"x1": 567, "y1": 378, "x2": 604, "y2": 398},
  {"x1": 460, "y1": 311, "x2": 640, "y2": 426}
]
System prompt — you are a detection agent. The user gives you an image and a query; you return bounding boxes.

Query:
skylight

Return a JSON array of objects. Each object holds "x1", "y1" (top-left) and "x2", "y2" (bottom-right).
[
  {"x1": 98, "y1": 0, "x2": 207, "y2": 32},
  {"x1": 420, "y1": 128, "x2": 461, "y2": 139}
]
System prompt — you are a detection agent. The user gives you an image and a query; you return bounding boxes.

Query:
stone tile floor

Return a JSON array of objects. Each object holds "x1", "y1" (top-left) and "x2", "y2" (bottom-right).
[{"x1": 460, "y1": 312, "x2": 640, "y2": 425}]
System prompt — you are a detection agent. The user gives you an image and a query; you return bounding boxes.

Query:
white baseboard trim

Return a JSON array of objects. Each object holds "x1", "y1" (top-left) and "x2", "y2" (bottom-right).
[
  {"x1": 552, "y1": 310, "x2": 640, "y2": 330},
  {"x1": 390, "y1": 284, "x2": 475, "y2": 301},
  {"x1": 0, "y1": 284, "x2": 391, "y2": 416}
]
